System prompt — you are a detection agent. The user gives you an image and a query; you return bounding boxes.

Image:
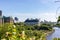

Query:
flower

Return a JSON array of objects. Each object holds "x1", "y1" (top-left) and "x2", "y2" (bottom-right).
[
  {"x1": 13, "y1": 25, "x2": 16, "y2": 28},
  {"x1": 1, "y1": 38, "x2": 6, "y2": 40}
]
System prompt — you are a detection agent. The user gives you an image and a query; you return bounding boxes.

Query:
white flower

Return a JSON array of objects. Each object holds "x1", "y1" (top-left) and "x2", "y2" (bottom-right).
[
  {"x1": 22, "y1": 31, "x2": 25, "y2": 35},
  {"x1": 13, "y1": 25, "x2": 16, "y2": 28},
  {"x1": 1, "y1": 38, "x2": 6, "y2": 40},
  {"x1": 13, "y1": 32, "x2": 16, "y2": 35}
]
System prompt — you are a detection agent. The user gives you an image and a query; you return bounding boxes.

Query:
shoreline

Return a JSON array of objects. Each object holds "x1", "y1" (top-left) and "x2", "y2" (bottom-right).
[
  {"x1": 46, "y1": 30, "x2": 55, "y2": 36},
  {"x1": 46, "y1": 29, "x2": 55, "y2": 40}
]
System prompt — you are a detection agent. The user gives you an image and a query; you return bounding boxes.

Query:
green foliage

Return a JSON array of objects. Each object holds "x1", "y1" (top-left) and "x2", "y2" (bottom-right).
[
  {"x1": 57, "y1": 16, "x2": 60, "y2": 22},
  {"x1": 53, "y1": 38, "x2": 60, "y2": 40},
  {"x1": 55, "y1": 23, "x2": 60, "y2": 27},
  {"x1": 0, "y1": 22, "x2": 53, "y2": 40},
  {"x1": 0, "y1": 24, "x2": 12, "y2": 39},
  {"x1": 15, "y1": 22, "x2": 53, "y2": 31},
  {"x1": 40, "y1": 23, "x2": 53, "y2": 31}
]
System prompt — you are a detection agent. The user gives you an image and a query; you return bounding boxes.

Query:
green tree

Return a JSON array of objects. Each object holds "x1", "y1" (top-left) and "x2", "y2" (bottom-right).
[{"x1": 57, "y1": 16, "x2": 60, "y2": 23}]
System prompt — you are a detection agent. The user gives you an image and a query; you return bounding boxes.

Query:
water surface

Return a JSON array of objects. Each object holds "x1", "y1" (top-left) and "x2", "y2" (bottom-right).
[{"x1": 47, "y1": 27, "x2": 60, "y2": 40}]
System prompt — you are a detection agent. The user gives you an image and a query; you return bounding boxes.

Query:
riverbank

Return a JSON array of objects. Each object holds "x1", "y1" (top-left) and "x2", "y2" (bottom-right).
[
  {"x1": 45, "y1": 30, "x2": 55, "y2": 40},
  {"x1": 37, "y1": 30, "x2": 55, "y2": 40},
  {"x1": 46, "y1": 27, "x2": 60, "y2": 40},
  {"x1": 46, "y1": 30, "x2": 55, "y2": 36}
]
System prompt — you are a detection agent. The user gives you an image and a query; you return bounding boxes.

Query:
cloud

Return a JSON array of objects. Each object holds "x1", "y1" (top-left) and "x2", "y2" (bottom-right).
[
  {"x1": 7, "y1": 12, "x2": 57, "y2": 22},
  {"x1": 37, "y1": 13, "x2": 57, "y2": 22}
]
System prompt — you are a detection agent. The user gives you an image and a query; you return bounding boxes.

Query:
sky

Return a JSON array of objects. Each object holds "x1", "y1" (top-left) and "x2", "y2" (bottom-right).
[{"x1": 0, "y1": 0, "x2": 60, "y2": 22}]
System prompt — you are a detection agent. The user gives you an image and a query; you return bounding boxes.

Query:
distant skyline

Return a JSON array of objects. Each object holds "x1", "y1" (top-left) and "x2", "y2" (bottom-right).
[{"x1": 0, "y1": 0, "x2": 60, "y2": 22}]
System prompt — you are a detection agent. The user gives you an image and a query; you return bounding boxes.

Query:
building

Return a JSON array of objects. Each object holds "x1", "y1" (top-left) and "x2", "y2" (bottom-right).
[
  {"x1": 0, "y1": 10, "x2": 2, "y2": 16},
  {"x1": 0, "y1": 10, "x2": 14, "y2": 25},
  {"x1": 3, "y1": 16, "x2": 13, "y2": 24},
  {"x1": 24, "y1": 18, "x2": 40, "y2": 26},
  {"x1": 0, "y1": 10, "x2": 3, "y2": 25}
]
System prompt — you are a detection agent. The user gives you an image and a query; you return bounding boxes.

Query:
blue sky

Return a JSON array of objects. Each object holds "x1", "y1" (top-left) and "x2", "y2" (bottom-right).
[{"x1": 0, "y1": 0, "x2": 60, "y2": 22}]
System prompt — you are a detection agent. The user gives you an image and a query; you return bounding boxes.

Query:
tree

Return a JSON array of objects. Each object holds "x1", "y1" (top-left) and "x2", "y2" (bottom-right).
[
  {"x1": 57, "y1": 16, "x2": 60, "y2": 23},
  {"x1": 14, "y1": 17, "x2": 18, "y2": 21},
  {"x1": 14, "y1": 17, "x2": 19, "y2": 23}
]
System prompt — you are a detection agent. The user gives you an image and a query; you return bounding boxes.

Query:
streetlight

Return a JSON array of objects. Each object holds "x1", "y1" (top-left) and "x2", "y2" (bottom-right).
[
  {"x1": 55, "y1": 0, "x2": 60, "y2": 23},
  {"x1": 54, "y1": 0, "x2": 60, "y2": 18}
]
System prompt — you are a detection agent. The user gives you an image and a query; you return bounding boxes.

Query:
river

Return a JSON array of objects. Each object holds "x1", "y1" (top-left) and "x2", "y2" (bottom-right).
[{"x1": 47, "y1": 27, "x2": 60, "y2": 40}]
